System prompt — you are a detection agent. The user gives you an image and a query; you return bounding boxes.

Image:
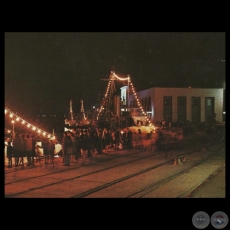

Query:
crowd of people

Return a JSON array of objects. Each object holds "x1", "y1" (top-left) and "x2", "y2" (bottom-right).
[
  {"x1": 61, "y1": 127, "x2": 132, "y2": 166},
  {"x1": 4, "y1": 132, "x2": 56, "y2": 168},
  {"x1": 60, "y1": 127, "x2": 156, "y2": 165},
  {"x1": 5, "y1": 127, "x2": 156, "y2": 168}
]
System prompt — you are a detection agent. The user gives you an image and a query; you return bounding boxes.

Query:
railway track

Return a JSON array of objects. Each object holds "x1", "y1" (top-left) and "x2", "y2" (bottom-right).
[
  {"x1": 124, "y1": 147, "x2": 225, "y2": 198},
  {"x1": 5, "y1": 135, "x2": 225, "y2": 198}
]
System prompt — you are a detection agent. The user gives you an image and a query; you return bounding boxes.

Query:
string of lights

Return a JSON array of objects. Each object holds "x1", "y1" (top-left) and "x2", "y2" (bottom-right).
[
  {"x1": 96, "y1": 72, "x2": 155, "y2": 130},
  {"x1": 4, "y1": 107, "x2": 54, "y2": 139},
  {"x1": 129, "y1": 80, "x2": 155, "y2": 129}
]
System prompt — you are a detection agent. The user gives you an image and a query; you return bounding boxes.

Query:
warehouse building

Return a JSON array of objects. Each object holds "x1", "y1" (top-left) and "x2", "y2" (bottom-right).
[{"x1": 121, "y1": 86, "x2": 224, "y2": 126}]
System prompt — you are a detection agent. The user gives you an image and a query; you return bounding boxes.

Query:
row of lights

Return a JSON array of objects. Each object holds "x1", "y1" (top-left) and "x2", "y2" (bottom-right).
[
  {"x1": 96, "y1": 79, "x2": 112, "y2": 120},
  {"x1": 128, "y1": 80, "x2": 155, "y2": 129},
  {"x1": 5, "y1": 108, "x2": 54, "y2": 139}
]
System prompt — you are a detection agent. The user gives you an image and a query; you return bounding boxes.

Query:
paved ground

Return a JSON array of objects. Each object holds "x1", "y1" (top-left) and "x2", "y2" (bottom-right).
[
  {"x1": 4, "y1": 143, "x2": 226, "y2": 198},
  {"x1": 185, "y1": 164, "x2": 226, "y2": 198}
]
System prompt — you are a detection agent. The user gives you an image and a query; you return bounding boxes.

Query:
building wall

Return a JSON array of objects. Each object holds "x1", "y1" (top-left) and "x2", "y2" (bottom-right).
[
  {"x1": 120, "y1": 86, "x2": 128, "y2": 106},
  {"x1": 128, "y1": 87, "x2": 224, "y2": 124}
]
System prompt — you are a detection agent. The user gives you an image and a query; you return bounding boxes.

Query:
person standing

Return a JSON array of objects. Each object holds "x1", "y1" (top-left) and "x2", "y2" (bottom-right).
[
  {"x1": 121, "y1": 130, "x2": 127, "y2": 149},
  {"x1": 109, "y1": 129, "x2": 115, "y2": 149},
  {"x1": 25, "y1": 133, "x2": 33, "y2": 166},
  {"x1": 48, "y1": 139, "x2": 55, "y2": 164},
  {"x1": 6, "y1": 141, "x2": 13, "y2": 168},
  {"x1": 19, "y1": 133, "x2": 26, "y2": 166},
  {"x1": 104, "y1": 128, "x2": 110, "y2": 152},
  {"x1": 101, "y1": 128, "x2": 107, "y2": 152},
  {"x1": 37, "y1": 136, "x2": 49, "y2": 164},
  {"x1": 70, "y1": 132, "x2": 76, "y2": 163},
  {"x1": 115, "y1": 129, "x2": 120, "y2": 149},
  {"x1": 80, "y1": 130, "x2": 89, "y2": 158},
  {"x1": 63, "y1": 131, "x2": 72, "y2": 166},
  {"x1": 12, "y1": 132, "x2": 21, "y2": 167},
  {"x1": 31, "y1": 136, "x2": 36, "y2": 165},
  {"x1": 42, "y1": 137, "x2": 49, "y2": 164},
  {"x1": 137, "y1": 129, "x2": 143, "y2": 150},
  {"x1": 127, "y1": 128, "x2": 133, "y2": 149},
  {"x1": 86, "y1": 129, "x2": 93, "y2": 157},
  {"x1": 61, "y1": 132, "x2": 66, "y2": 163},
  {"x1": 75, "y1": 132, "x2": 81, "y2": 161},
  {"x1": 94, "y1": 129, "x2": 102, "y2": 154}
]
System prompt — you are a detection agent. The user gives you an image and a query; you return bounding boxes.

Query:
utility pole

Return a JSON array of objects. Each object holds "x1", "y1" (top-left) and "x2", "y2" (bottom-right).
[{"x1": 127, "y1": 75, "x2": 130, "y2": 110}]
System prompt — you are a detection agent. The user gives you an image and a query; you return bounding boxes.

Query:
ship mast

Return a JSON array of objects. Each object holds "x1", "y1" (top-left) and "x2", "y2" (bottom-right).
[
  {"x1": 80, "y1": 99, "x2": 86, "y2": 120},
  {"x1": 69, "y1": 99, "x2": 74, "y2": 120},
  {"x1": 64, "y1": 99, "x2": 76, "y2": 127}
]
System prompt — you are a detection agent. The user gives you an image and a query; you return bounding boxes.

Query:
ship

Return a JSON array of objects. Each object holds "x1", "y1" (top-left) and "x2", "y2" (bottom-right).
[{"x1": 64, "y1": 99, "x2": 91, "y2": 130}]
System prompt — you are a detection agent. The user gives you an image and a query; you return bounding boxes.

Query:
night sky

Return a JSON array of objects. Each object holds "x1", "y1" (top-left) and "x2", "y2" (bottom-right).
[{"x1": 5, "y1": 32, "x2": 225, "y2": 115}]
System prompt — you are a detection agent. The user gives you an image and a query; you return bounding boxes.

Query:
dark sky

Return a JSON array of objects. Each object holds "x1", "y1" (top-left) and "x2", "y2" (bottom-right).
[{"x1": 5, "y1": 32, "x2": 225, "y2": 115}]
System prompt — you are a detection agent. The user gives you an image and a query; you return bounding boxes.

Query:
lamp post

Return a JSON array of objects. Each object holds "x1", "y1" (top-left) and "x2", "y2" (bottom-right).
[{"x1": 127, "y1": 75, "x2": 130, "y2": 110}]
